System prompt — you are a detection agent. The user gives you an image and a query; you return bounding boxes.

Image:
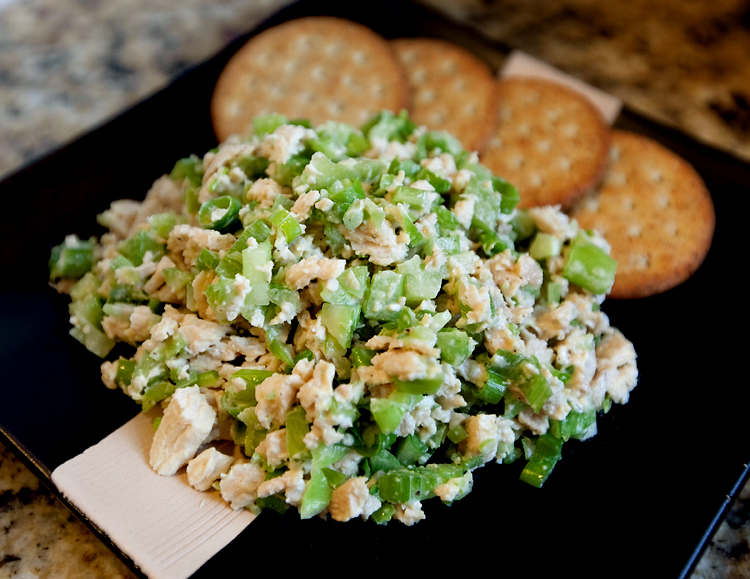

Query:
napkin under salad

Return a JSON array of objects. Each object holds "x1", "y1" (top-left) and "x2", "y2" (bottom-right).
[{"x1": 48, "y1": 111, "x2": 638, "y2": 525}]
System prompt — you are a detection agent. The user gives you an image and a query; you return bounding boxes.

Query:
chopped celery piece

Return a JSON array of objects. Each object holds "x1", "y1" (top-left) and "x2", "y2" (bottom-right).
[
  {"x1": 252, "y1": 113, "x2": 287, "y2": 136},
  {"x1": 70, "y1": 271, "x2": 100, "y2": 301},
  {"x1": 362, "y1": 110, "x2": 417, "y2": 143},
  {"x1": 364, "y1": 271, "x2": 405, "y2": 322},
  {"x1": 237, "y1": 408, "x2": 266, "y2": 456},
  {"x1": 447, "y1": 423, "x2": 468, "y2": 444},
  {"x1": 415, "y1": 167, "x2": 451, "y2": 193},
  {"x1": 478, "y1": 229, "x2": 514, "y2": 257},
  {"x1": 235, "y1": 153, "x2": 270, "y2": 179},
  {"x1": 141, "y1": 380, "x2": 176, "y2": 412},
  {"x1": 562, "y1": 235, "x2": 617, "y2": 294},
  {"x1": 490, "y1": 349, "x2": 552, "y2": 413},
  {"x1": 215, "y1": 227, "x2": 262, "y2": 278},
  {"x1": 321, "y1": 467, "x2": 347, "y2": 489},
  {"x1": 395, "y1": 434, "x2": 431, "y2": 466},
  {"x1": 49, "y1": 236, "x2": 95, "y2": 280},
  {"x1": 286, "y1": 405, "x2": 311, "y2": 459},
  {"x1": 221, "y1": 369, "x2": 273, "y2": 418},
  {"x1": 300, "y1": 152, "x2": 385, "y2": 190},
  {"x1": 436, "y1": 328, "x2": 474, "y2": 366},
  {"x1": 197, "y1": 370, "x2": 221, "y2": 388},
  {"x1": 396, "y1": 256, "x2": 442, "y2": 304},
  {"x1": 169, "y1": 155, "x2": 203, "y2": 187},
  {"x1": 162, "y1": 267, "x2": 192, "y2": 291},
  {"x1": 300, "y1": 443, "x2": 350, "y2": 518},
  {"x1": 115, "y1": 359, "x2": 136, "y2": 389},
  {"x1": 491, "y1": 176, "x2": 521, "y2": 215},
  {"x1": 378, "y1": 463, "x2": 466, "y2": 504},
  {"x1": 392, "y1": 185, "x2": 431, "y2": 213},
  {"x1": 529, "y1": 232, "x2": 563, "y2": 260},
  {"x1": 118, "y1": 230, "x2": 165, "y2": 267},
  {"x1": 299, "y1": 469, "x2": 332, "y2": 519},
  {"x1": 256, "y1": 494, "x2": 289, "y2": 514},
  {"x1": 543, "y1": 279, "x2": 562, "y2": 307},
  {"x1": 370, "y1": 393, "x2": 420, "y2": 435},
  {"x1": 511, "y1": 210, "x2": 536, "y2": 241},
  {"x1": 371, "y1": 503, "x2": 396, "y2": 525},
  {"x1": 310, "y1": 121, "x2": 368, "y2": 161},
  {"x1": 147, "y1": 213, "x2": 187, "y2": 240},
  {"x1": 320, "y1": 265, "x2": 369, "y2": 304},
  {"x1": 149, "y1": 332, "x2": 186, "y2": 361},
  {"x1": 320, "y1": 303, "x2": 360, "y2": 349},
  {"x1": 351, "y1": 347, "x2": 375, "y2": 368},
  {"x1": 394, "y1": 370, "x2": 444, "y2": 395},
  {"x1": 415, "y1": 130, "x2": 463, "y2": 159},
  {"x1": 68, "y1": 296, "x2": 115, "y2": 357},
  {"x1": 273, "y1": 154, "x2": 309, "y2": 187},
  {"x1": 369, "y1": 448, "x2": 402, "y2": 472},
  {"x1": 465, "y1": 175, "x2": 502, "y2": 234},
  {"x1": 329, "y1": 179, "x2": 366, "y2": 222},
  {"x1": 241, "y1": 241, "x2": 272, "y2": 306}
]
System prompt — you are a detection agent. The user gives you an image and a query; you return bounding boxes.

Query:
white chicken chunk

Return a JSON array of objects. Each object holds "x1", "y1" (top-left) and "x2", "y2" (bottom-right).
[
  {"x1": 149, "y1": 386, "x2": 216, "y2": 476},
  {"x1": 219, "y1": 462, "x2": 266, "y2": 510},
  {"x1": 186, "y1": 447, "x2": 233, "y2": 491}
]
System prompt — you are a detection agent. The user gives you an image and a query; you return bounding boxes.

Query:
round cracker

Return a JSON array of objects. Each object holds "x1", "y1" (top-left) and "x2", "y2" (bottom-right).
[
  {"x1": 391, "y1": 37, "x2": 498, "y2": 152},
  {"x1": 480, "y1": 76, "x2": 611, "y2": 209},
  {"x1": 211, "y1": 17, "x2": 410, "y2": 142},
  {"x1": 568, "y1": 130, "x2": 715, "y2": 299}
]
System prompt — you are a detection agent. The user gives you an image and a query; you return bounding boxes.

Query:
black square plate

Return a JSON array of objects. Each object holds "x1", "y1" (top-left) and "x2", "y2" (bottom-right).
[{"x1": 1, "y1": 1, "x2": 746, "y2": 577}]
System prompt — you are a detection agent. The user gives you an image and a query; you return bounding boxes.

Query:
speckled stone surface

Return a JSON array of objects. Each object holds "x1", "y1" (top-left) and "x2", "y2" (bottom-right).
[
  {"x1": 0, "y1": 0, "x2": 293, "y2": 180},
  {"x1": 1, "y1": 0, "x2": 749, "y2": 577},
  {"x1": 0, "y1": 441, "x2": 138, "y2": 578}
]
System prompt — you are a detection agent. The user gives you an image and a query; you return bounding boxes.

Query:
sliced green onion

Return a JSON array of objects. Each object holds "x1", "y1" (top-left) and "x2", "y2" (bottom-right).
[{"x1": 197, "y1": 195, "x2": 241, "y2": 231}]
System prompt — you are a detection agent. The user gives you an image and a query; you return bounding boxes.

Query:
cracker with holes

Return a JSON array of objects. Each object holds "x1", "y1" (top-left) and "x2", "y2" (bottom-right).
[
  {"x1": 568, "y1": 130, "x2": 715, "y2": 299},
  {"x1": 480, "y1": 76, "x2": 611, "y2": 209},
  {"x1": 211, "y1": 17, "x2": 410, "y2": 142},
  {"x1": 391, "y1": 38, "x2": 498, "y2": 152}
]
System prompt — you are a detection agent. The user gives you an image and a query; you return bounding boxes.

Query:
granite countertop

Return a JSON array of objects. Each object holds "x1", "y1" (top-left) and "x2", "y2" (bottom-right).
[{"x1": 1, "y1": 0, "x2": 748, "y2": 577}]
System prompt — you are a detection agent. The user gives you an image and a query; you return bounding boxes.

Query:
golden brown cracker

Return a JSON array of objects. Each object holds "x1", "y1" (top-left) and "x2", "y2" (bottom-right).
[
  {"x1": 211, "y1": 17, "x2": 410, "y2": 142},
  {"x1": 391, "y1": 37, "x2": 498, "y2": 152},
  {"x1": 569, "y1": 130, "x2": 715, "y2": 299},
  {"x1": 480, "y1": 76, "x2": 611, "y2": 209}
]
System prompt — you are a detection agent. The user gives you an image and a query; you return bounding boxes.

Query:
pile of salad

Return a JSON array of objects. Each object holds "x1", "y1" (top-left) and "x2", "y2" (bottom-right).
[{"x1": 49, "y1": 111, "x2": 638, "y2": 525}]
